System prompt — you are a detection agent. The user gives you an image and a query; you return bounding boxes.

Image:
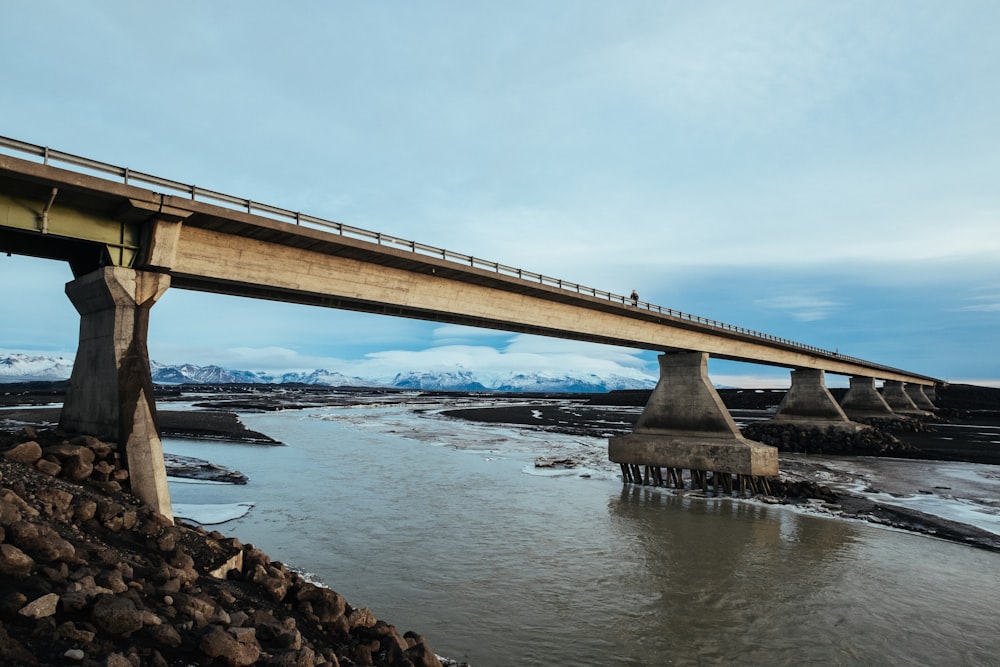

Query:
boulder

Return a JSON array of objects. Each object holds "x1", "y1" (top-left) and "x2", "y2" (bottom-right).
[
  {"x1": 7, "y1": 521, "x2": 76, "y2": 563},
  {"x1": 0, "y1": 625, "x2": 37, "y2": 665},
  {"x1": 199, "y1": 626, "x2": 261, "y2": 667},
  {"x1": 91, "y1": 594, "x2": 144, "y2": 636},
  {"x1": 0, "y1": 543, "x2": 34, "y2": 575},
  {"x1": 3, "y1": 441, "x2": 42, "y2": 465},
  {"x1": 36, "y1": 488, "x2": 74, "y2": 520},
  {"x1": 34, "y1": 458, "x2": 62, "y2": 476},
  {"x1": 18, "y1": 593, "x2": 59, "y2": 619}
]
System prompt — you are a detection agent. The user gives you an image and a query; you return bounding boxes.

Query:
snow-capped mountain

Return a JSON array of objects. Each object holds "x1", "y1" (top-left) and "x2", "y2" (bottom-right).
[
  {"x1": 277, "y1": 369, "x2": 381, "y2": 387},
  {"x1": 1, "y1": 353, "x2": 655, "y2": 392},
  {"x1": 148, "y1": 362, "x2": 271, "y2": 385},
  {"x1": 0, "y1": 353, "x2": 75, "y2": 381}
]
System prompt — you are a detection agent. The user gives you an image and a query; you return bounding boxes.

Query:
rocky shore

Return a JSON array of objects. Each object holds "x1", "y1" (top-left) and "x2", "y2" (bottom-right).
[{"x1": 0, "y1": 424, "x2": 450, "y2": 666}]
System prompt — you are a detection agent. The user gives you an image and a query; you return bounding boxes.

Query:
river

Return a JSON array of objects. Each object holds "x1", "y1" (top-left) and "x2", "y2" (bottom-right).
[{"x1": 164, "y1": 398, "x2": 1000, "y2": 666}]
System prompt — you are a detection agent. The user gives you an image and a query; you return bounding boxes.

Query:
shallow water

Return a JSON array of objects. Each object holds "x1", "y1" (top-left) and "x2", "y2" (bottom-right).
[{"x1": 166, "y1": 403, "x2": 1000, "y2": 666}]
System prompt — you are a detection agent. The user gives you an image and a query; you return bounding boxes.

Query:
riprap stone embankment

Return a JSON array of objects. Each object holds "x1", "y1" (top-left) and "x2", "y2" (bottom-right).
[{"x1": 0, "y1": 425, "x2": 449, "y2": 667}]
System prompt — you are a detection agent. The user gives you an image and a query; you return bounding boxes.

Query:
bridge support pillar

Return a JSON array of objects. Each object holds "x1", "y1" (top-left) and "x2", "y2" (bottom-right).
[
  {"x1": 608, "y1": 351, "x2": 777, "y2": 477},
  {"x1": 839, "y1": 376, "x2": 895, "y2": 419},
  {"x1": 60, "y1": 266, "x2": 173, "y2": 520},
  {"x1": 773, "y1": 368, "x2": 854, "y2": 425},
  {"x1": 904, "y1": 384, "x2": 936, "y2": 411},
  {"x1": 882, "y1": 380, "x2": 929, "y2": 416}
]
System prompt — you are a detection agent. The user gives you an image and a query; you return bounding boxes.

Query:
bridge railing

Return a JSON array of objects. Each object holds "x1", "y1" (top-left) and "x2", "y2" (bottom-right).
[{"x1": 1, "y1": 135, "x2": 904, "y2": 376}]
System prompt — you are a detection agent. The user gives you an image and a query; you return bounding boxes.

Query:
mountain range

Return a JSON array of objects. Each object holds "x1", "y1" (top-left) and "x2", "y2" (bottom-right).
[{"x1": 0, "y1": 353, "x2": 656, "y2": 393}]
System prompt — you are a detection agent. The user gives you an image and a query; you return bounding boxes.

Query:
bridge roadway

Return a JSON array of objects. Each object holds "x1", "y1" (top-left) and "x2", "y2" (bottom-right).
[
  {"x1": 0, "y1": 142, "x2": 936, "y2": 385},
  {"x1": 0, "y1": 137, "x2": 943, "y2": 519}
]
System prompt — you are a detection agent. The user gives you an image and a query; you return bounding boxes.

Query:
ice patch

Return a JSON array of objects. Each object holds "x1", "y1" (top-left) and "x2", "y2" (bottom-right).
[
  {"x1": 173, "y1": 502, "x2": 255, "y2": 525},
  {"x1": 167, "y1": 476, "x2": 233, "y2": 486}
]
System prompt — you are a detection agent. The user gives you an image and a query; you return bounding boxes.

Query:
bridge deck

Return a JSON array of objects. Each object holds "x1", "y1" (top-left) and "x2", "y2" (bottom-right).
[{"x1": 0, "y1": 139, "x2": 939, "y2": 386}]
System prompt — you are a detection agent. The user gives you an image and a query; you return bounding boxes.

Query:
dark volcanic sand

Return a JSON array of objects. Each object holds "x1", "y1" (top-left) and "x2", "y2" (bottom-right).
[{"x1": 0, "y1": 406, "x2": 280, "y2": 445}]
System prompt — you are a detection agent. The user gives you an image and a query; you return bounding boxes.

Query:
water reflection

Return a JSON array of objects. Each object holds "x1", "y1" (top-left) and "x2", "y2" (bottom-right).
[
  {"x1": 606, "y1": 486, "x2": 999, "y2": 665},
  {"x1": 167, "y1": 406, "x2": 1000, "y2": 667}
]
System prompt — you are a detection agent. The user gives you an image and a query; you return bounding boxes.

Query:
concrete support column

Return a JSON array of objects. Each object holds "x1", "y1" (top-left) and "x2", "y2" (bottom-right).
[
  {"x1": 60, "y1": 266, "x2": 173, "y2": 519},
  {"x1": 882, "y1": 380, "x2": 924, "y2": 415},
  {"x1": 608, "y1": 351, "x2": 777, "y2": 476},
  {"x1": 839, "y1": 376, "x2": 895, "y2": 419},
  {"x1": 774, "y1": 368, "x2": 850, "y2": 423},
  {"x1": 905, "y1": 384, "x2": 936, "y2": 411}
]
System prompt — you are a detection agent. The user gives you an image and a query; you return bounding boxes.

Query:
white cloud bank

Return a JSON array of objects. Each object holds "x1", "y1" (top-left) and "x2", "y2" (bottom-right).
[{"x1": 155, "y1": 331, "x2": 660, "y2": 384}]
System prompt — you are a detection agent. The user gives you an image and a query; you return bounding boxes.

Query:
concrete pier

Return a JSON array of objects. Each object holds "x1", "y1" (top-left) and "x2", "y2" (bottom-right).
[
  {"x1": 839, "y1": 376, "x2": 895, "y2": 419},
  {"x1": 905, "y1": 383, "x2": 936, "y2": 411},
  {"x1": 60, "y1": 267, "x2": 173, "y2": 520},
  {"x1": 773, "y1": 368, "x2": 852, "y2": 424},
  {"x1": 608, "y1": 351, "x2": 777, "y2": 476},
  {"x1": 882, "y1": 380, "x2": 929, "y2": 416}
]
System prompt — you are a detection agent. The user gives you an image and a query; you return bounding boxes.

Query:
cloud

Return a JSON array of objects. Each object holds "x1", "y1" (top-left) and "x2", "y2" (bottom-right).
[
  {"x1": 954, "y1": 294, "x2": 1000, "y2": 313},
  {"x1": 753, "y1": 294, "x2": 843, "y2": 322},
  {"x1": 601, "y1": 2, "x2": 907, "y2": 132},
  {"x1": 355, "y1": 337, "x2": 656, "y2": 382}
]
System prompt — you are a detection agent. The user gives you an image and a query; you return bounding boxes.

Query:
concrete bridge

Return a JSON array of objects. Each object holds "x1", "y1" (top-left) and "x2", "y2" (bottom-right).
[{"x1": 0, "y1": 137, "x2": 942, "y2": 518}]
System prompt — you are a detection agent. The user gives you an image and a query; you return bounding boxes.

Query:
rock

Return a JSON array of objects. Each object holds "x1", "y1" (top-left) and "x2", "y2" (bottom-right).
[
  {"x1": 174, "y1": 593, "x2": 217, "y2": 627},
  {"x1": 404, "y1": 640, "x2": 444, "y2": 667},
  {"x1": 229, "y1": 626, "x2": 256, "y2": 644},
  {"x1": 105, "y1": 653, "x2": 134, "y2": 667},
  {"x1": 18, "y1": 592, "x2": 59, "y2": 619},
  {"x1": 0, "y1": 543, "x2": 34, "y2": 575},
  {"x1": 145, "y1": 623, "x2": 182, "y2": 648},
  {"x1": 0, "y1": 488, "x2": 39, "y2": 523},
  {"x1": 3, "y1": 441, "x2": 42, "y2": 464},
  {"x1": 63, "y1": 648, "x2": 85, "y2": 661},
  {"x1": 91, "y1": 594, "x2": 144, "y2": 636},
  {"x1": 73, "y1": 499, "x2": 97, "y2": 523},
  {"x1": 55, "y1": 621, "x2": 96, "y2": 643},
  {"x1": 295, "y1": 582, "x2": 346, "y2": 624},
  {"x1": 70, "y1": 434, "x2": 112, "y2": 459},
  {"x1": 7, "y1": 521, "x2": 76, "y2": 563},
  {"x1": 97, "y1": 569, "x2": 129, "y2": 594},
  {"x1": 34, "y1": 458, "x2": 62, "y2": 476},
  {"x1": 199, "y1": 626, "x2": 261, "y2": 666},
  {"x1": 348, "y1": 606, "x2": 376, "y2": 630},
  {"x1": 43, "y1": 443, "x2": 96, "y2": 465},
  {"x1": 251, "y1": 563, "x2": 291, "y2": 602},
  {"x1": 0, "y1": 624, "x2": 37, "y2": 665},
  {"x1": 92, "y1": 460, "x2": 114, "y2": 480},
  {"x1": 37, "y1": 443, "x2": 99, "y2": 481},
  {"x1": 61, "y1": 455, "x2": 94, "y2": 481},
  {"x1": 36, "y1": 487, "x2": 74, "y2": 520}
]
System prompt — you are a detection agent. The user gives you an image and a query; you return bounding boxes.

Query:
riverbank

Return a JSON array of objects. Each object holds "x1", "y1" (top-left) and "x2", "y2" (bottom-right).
[{"x1": 0, "y1": 423, "x2": 454, "y2": 666}]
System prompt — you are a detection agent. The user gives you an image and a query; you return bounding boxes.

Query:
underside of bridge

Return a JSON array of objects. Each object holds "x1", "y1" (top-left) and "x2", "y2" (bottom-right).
[{"x1": 0, "y1": 148, "x2": 940, "y2": 512}]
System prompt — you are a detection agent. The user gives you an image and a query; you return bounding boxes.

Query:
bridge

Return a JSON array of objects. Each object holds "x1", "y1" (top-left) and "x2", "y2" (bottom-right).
[{"x1": 0, "y1": 136, "x2": 942, "y2": 518}]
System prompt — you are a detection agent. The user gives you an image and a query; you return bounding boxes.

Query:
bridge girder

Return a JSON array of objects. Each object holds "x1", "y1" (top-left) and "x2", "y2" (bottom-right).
[{"x1": 0, "y1": 151, "x2": 941, "y2": 387}]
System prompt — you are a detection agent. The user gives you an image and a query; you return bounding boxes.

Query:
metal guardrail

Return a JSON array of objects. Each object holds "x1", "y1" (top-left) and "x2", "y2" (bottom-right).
[{"x1": 0, "y1": 135, "x2": 910, "y2": 377}]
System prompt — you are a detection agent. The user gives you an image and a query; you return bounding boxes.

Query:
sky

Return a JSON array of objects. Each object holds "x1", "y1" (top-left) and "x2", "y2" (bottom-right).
[{"x1": 1, "y1": 1, "x2": 998, "y2": 388}]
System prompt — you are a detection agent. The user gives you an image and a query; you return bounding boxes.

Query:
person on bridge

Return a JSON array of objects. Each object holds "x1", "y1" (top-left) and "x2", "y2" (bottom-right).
[{"x1": 630, "y1": 290, "x2": 639, "y2": 307}]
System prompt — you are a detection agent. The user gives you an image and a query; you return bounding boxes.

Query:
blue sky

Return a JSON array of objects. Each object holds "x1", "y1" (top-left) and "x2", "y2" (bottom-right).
[{"x1": 1, "y1": 1, "x2": 998, "y2": 388}]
